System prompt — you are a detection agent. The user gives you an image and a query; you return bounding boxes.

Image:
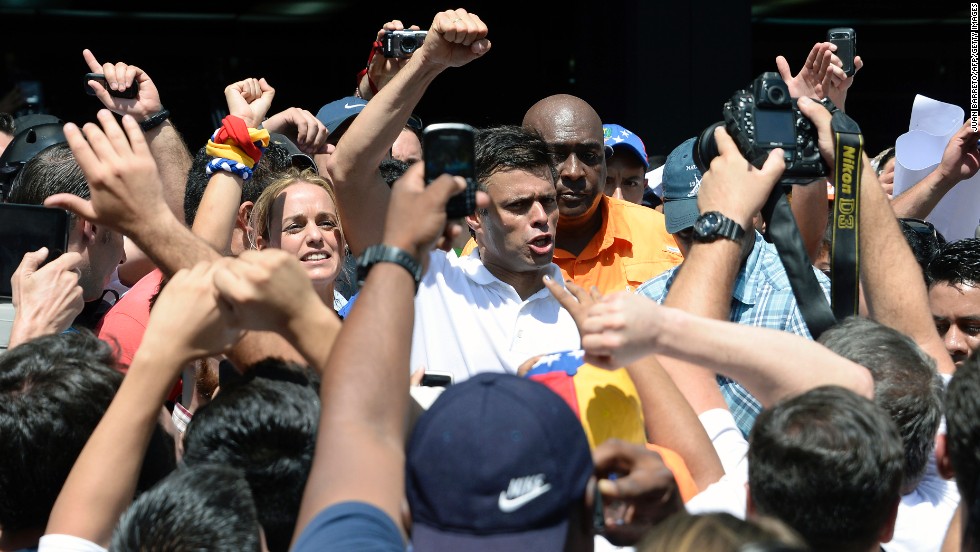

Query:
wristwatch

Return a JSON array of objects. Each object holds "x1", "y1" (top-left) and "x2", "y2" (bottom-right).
[
  {"x1": 692, "y1": 211, "x2": 746, "y2": 243},
  {"x1": 357, "y1": 244, "x2": 423, "y2": 290}
]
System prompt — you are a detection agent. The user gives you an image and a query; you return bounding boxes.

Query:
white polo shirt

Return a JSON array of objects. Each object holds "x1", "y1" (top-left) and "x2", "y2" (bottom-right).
[{"x1": 411, "y1": 249, "x2": 581, "y2": 383}]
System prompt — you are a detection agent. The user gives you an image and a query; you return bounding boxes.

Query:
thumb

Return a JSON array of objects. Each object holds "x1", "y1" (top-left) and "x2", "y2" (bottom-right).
[
  {"x1": 759, "y1": 148, "x2": 787, "y2": 180},
  {"x1": 775, "y1": 55, "x2": 792, "y2": 83},
  {"x1": 471, "y1": 39, "x2": 492, "y2": 57},
  {"x1": 796, "y1": 95, "x2": 833, "y2": 129},
  {"x1": 427, "y1": 174, "x2": 467, "y2": 206},
  {"x1": 17, "y1": 247, "x2": 49, "y2": 276},
  {"x1": 44, "y1": 194, "x2": 97, "y2": 221}
]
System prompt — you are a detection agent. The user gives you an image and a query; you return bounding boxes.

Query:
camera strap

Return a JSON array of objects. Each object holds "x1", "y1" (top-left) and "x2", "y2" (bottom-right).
[
  {"x1": 760, "y1": 106, "x2": 863, "y2": 340},
  {"x1": 829, "y1": 111, "x2": 863, "y2": 320},
  {"x1": 761, "y1": 188, "x2": 837, "y2": 339}
]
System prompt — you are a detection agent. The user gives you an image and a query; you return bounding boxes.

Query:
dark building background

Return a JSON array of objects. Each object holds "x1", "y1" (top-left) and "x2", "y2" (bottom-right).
[{"x1": 0, "y1": 1, "x2": 968, "y2": 157}]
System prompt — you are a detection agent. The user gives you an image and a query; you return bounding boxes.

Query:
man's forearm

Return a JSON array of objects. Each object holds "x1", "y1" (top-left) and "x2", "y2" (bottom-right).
[
  {"x1": 890, "y1": 167, "x2": 956, "y2": 220},
  {"x1": 857, "y1": 158, "x2": 956, "y2": 374},
  {"x1": 663, "y1": 240, "x2": 742, "y2": 320},
  {"x1": 145, "y1": 121, "x2": 192, "y2": 225},
  {"x1": 328, "y1": 57, "x2": 444, "y2": 256},
  {"x1": 130, "y1": 214, "x2": 220, "y2": 277}
]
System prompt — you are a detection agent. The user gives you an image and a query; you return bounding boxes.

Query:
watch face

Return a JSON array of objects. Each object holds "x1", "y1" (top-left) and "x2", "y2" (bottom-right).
[{"x1": 694, "y1": 212, "x2": 720, "y2": 237}]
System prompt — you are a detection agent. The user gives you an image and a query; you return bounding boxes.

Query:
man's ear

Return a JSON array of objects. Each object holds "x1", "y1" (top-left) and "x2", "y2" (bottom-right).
[
  {"x1": 466, "y1": 210, "x2": 482, "y2": 236},
  {"x1": 937, "y1": 433, "x2": 956, "y2": 480},
  {"x1": 80, "y1": 219, "x2": 97, "y2": 244}
]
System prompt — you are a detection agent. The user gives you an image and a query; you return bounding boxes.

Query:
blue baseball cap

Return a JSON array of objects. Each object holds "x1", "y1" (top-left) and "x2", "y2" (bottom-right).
[
  {"x1": 406, "y1": 372, "x2": 594, "y2": 551},
  {"x1": 662, "y1": 137, "x2": 702, "y2": 233},
  {"x1": 603, "y1": 123, "x2": 649, "y2": 169},
  {"x1": 315, "y1": 96, "x2": 368, "y2": 134}
]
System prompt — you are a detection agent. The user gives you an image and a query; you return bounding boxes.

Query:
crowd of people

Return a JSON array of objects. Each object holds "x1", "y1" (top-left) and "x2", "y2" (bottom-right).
[{"x1": 0, "y1": 7, "x2": 979, "y2": 552}]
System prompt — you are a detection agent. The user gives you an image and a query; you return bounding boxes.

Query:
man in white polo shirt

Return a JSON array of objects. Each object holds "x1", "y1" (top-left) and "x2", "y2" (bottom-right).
[{"x1": 324, "y1": 9, "x2": 579, "y2": 383}]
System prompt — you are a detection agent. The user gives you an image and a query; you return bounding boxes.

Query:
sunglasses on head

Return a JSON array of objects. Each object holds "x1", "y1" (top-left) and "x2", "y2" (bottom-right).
[{"x1": 899, "y1": 218, "x2": 937, "y2": 239}]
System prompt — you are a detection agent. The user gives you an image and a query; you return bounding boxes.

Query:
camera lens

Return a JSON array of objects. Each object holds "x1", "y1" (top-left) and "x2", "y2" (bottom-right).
[
  {"x1": 693, "y1": 121, "x2": 725, "y2": 173},
  {"x1": 767, "y1": 85, "x2": 787, "y2": 106},
  {"x1": 401, "y1": 37, "x2": 418, "y2": 53}
]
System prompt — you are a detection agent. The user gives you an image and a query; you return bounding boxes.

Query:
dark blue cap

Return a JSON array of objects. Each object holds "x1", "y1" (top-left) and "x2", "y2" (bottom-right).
[{"x1": 406, "y1": 373, "x2": 593, "y2": 551}]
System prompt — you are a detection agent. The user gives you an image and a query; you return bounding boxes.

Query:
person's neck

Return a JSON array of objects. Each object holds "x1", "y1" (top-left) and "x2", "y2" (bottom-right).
[
  {"x1": 555, "y1": 208, "x2": 603, "y2": 256},
  {"x1": 481, "y1": 261, "x2": 551, "y2": 301},
  {"x1": 314, "y1": 281, "x2": 337, "y2": 307},
  {"x1": 0, "y1": 526, "x2": 43, "y2": 551}
]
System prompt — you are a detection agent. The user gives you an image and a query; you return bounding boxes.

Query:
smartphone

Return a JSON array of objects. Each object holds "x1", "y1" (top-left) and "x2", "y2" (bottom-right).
[
  {"x1": 420, "y1": 371, "x2": 454, "y2": 387},
  {"x1": 83, "y1": 73, "x2": 139, "y2": 99},
  {"x1": 423, "y1": 123, "x2": 477, "y2": 219},
  {"x1": 0, "y1": 204, "x2": 70, "y2": 298},
  {"x1": 827, "y1": 28, "x2": 857, "y2": 77}
]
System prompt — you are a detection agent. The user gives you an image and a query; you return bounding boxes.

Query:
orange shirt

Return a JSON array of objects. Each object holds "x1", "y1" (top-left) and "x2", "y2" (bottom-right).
[
  {"x1": 461, "y1": 196, "x2": 682, "y2": 293},
  {"x1": 553, "y1": 196, "x2": 682, "y2": 294}
]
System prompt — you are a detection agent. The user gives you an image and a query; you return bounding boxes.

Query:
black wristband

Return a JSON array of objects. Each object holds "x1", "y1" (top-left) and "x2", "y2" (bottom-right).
[
  {"x1": 139, "y1": 108, "x2": 170, "y2": 132},
  {"x1": 357, "y1": 244, "x2": 423, "y2": 291}
]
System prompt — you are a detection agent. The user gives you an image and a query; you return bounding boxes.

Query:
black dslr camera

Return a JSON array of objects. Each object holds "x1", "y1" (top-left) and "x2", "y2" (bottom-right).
[
  {"x1": 382, "y1": 30, "x2": 427, "y2": 58},
  {"x1": 694, "y1": 72, "x2": 832, "y2": 185}
]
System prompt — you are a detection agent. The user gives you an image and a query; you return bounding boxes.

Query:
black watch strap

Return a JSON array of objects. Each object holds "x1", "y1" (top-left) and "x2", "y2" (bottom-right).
[
  {"x1": 139, "y1": 108, "x2": 170, "y2": 132},
  {"x1": 357, "y1": 244, "x2": 423, "y2": 290},
  {"x1": 693, "y1": 211, "x2": 746, "y2": 242}
]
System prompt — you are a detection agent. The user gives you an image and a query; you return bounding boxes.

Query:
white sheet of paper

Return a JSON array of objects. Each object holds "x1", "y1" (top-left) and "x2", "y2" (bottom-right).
[{"x1": 892, "y1": 95, "x2": 978, "y2": 240}]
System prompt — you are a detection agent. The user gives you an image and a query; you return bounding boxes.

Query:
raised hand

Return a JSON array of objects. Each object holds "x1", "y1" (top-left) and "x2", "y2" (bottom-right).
[
  {"x1": 82, "y1": 49, "x2": 163, "y2": 119},
  {"x1": 697, "y1": 125, "x2": 786, "y2": 230},
  {"x1": 141, "y1": 261, "x2": 242, "y2": 365},
  {"x1": 44, "y1": 110, "x2": 168, "y2": 238},
  {"x1": 936, "y1": 120, "x2": 980, "y2": 186},
  {"x1": 263, "y1": 107, "x2": 329, "y2": 154},
  {"x1": 212, "y1": 249, "x2": 325, "y2": 333},
  {"x1": 416, "y1": 8, "x2": 491, "y2": 69},
  {"x1": 8, "y1": 248, "x2": 84, "y2": 347},
  {"x1": 223, "y1": 77, "x2": 275, "y2": 128}
]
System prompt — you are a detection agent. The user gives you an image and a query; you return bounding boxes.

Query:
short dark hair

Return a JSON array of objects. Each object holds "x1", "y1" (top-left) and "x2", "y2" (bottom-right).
[
  {"x1": 112, "y1": 464, "x2": 262, "y2": 552},
  {"x1": 0, "y1": 112, "x2": 14, "y2": 136},
  {"x1": 181, "y1": 358, "x2": 319, "y2": 552},
  {"x1": 0, "y1": 331, "x2": 121, "y2": 532},
  {"x1": 945, "y1": 351, "x2": 980, "y2": 550},
  {"x1": 898, "y1": 219, "x2": 946, "y2": 272},
  {"x1": 7, "y1": 143, "x2": 87, "y2": 223},
  {"x1": 183, "y1": 142, "x2": 293, "y2": 225},
  {"x1": 475, "y1": 125, "x2": 556, "y2": 192},
  {"x1": 925, "y1": 238, "x2": 980, "y2": 288},
  {"x1": 748, "y1": 386, "x2": 904, "y2": 552},
  {"x1": 819, "y1": 317, "x2": 943, "y2": 491}
]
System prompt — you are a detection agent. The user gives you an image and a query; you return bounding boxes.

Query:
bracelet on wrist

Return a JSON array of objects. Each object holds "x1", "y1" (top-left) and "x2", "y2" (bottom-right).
[
  {"x1": 139, "y1": 108, "x2": 170, "y2": 132},
  {"x1": 205, "y1": 115, "x2": 270, "y2": 180}
]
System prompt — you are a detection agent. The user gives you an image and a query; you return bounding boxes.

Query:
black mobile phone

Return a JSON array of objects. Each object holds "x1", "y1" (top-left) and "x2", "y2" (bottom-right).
[
  {"x1": 0, "y1": 204, "x2": 70, "y2": 298},
  {"x1": 827, "y1": 28, "x2": 857, "y2": 77},
  {"x1": 423, "y1": 123, "x2": 477, "y2": 219},
  {"x1": 420, "y1": 371, "x2": 453, "y2": 387},
  {"x1": 83, "y1": 73, "x2": 139, "y2": 99}
]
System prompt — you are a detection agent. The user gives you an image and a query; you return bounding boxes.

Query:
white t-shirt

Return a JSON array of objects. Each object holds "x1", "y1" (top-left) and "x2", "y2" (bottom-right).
[{"x1": 411, "y1": 249, "x2": 581, "y2": 383}]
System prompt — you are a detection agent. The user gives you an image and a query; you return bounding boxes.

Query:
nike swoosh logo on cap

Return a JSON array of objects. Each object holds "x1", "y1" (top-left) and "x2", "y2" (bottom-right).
[
  {"x1": 344, "y1": 103, "x2": 363, "y2": 109},
  {"x1": 497, "y1": 483, "x2": 552, "y2": 513}
]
